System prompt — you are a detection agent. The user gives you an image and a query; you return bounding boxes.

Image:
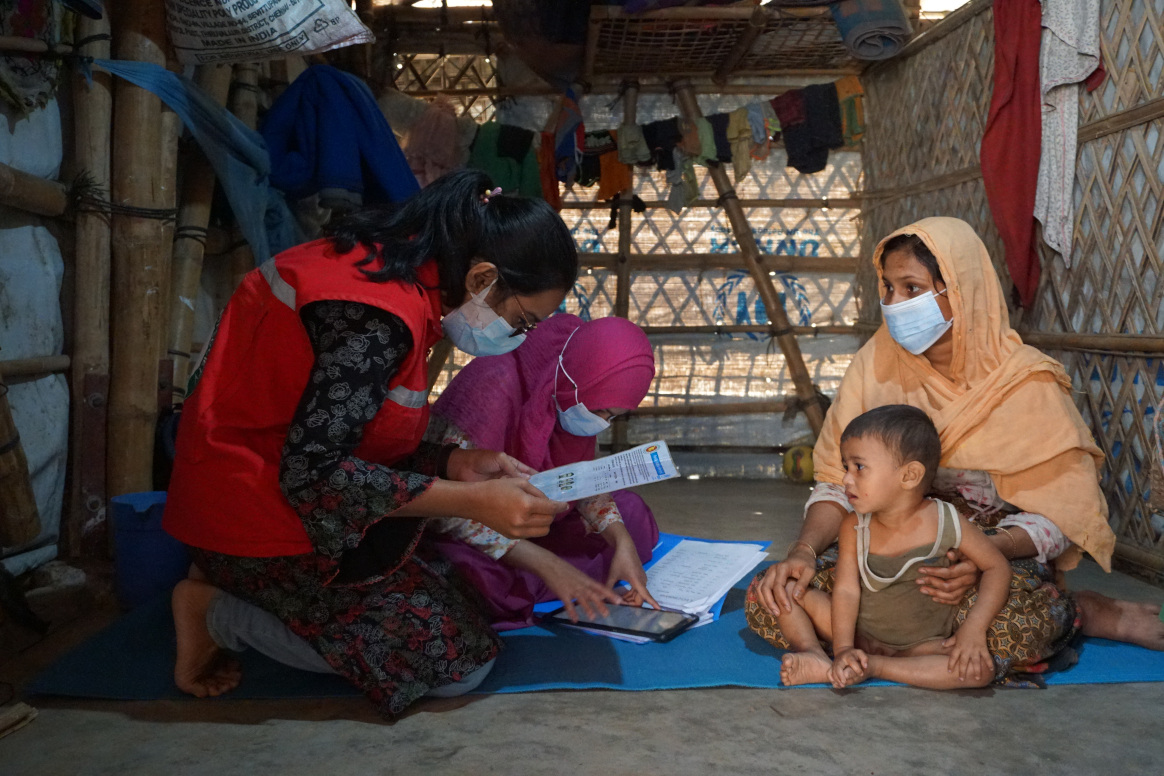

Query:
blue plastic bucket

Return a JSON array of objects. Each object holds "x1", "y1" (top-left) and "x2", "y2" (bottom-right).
[{"x1": 111, "y1": 491, "x2": 189, "y2": 609}]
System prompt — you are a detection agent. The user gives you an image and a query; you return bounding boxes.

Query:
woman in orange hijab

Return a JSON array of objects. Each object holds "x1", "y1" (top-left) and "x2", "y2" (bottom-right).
[{"x1": 747, "y1": 217, "x2": 1163, "y2": 684}]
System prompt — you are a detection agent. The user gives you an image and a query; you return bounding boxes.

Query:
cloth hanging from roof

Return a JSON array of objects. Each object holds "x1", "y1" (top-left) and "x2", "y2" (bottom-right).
[
  {"x1": 553, "y1": 89, "x2": 585, "y2": 184},
  {"x1": 707, "y1": 112, "x2": 733, "y2": 163},
  {"x1": 980, "y1": 0, "x2": 1043, "y2": 307},
  {"x1": 596, "y1": 131, "x2": 633, "y2": 200},
  {"x1": 469, "y1": 121, "x2": 543, "y2": 199},
  {"x1": 1034, "y1": 0, "x2": 1102, "y2": 264},
  {"x1": 829, "y1": 0, "x2": 913, "y2": 62},
  {"x1": 262, "y1": 65, "x2": 419, "y2": 211},
  {"x1": 617, "y1": 121, "x2": 651, "y2": 165},
  {"x1": 782, "y1": 83, "x2": 843, "y2": 175},
  {"x1": 537, "y1": 130, "x2": 562, "y2": 210},
  {"x1": 92, "y1": 58, "x2": 301, "y2": 264},
  {"x1": 727, "y1": 107, "x2": 754, "y2": 182},
  {"x1": 641, "y1": 118, "x2": 682, "y2": 171},
  {"x1": 770, "y1": 90, "x2": 806, "y2": 127},
  {"x1": 834, "y1": 75, "x2": 866, "y2": 147}
]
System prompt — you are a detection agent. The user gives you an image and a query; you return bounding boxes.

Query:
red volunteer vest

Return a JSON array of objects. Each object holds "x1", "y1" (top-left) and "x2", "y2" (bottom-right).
[{"x1": 163, "y1": 239, "x2": 444, "y2": 556}]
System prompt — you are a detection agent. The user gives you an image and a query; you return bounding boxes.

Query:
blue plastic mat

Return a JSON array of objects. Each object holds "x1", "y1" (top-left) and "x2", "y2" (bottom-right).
[{"x1": 27, "y1": 556, "x2": 1164, "y2": 701}]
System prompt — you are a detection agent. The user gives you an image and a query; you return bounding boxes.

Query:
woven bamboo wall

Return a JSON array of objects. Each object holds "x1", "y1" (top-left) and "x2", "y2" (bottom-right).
[{"x1": 862, "y1": 0, "x2": 1164, "y2": 572}]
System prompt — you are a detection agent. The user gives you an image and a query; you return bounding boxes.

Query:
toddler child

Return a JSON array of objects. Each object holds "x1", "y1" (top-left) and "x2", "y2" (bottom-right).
[{"x1": 778, "y1": 404, "x2": 1012, "y2": 689}]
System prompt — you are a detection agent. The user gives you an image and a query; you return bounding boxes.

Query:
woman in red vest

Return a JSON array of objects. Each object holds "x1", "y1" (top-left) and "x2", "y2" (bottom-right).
[{"x1": 163, "y1": 170, "x2": 582, "y2": 717}]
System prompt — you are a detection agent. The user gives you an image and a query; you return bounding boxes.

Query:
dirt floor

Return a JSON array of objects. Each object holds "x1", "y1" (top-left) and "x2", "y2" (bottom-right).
[{"x1": 2, "y1": 479, "x2": 1162, "y2": 776}]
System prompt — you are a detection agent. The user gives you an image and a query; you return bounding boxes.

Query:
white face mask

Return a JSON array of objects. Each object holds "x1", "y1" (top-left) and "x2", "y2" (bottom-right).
[
  {"x1": 880, "y1": 288, "x2": 953, "y2": 355},
  {"x1": 441, "y1": 280, "x2": 526, "y2": 356},
  {"x1": 554, "y1": 329, "x2": 611, "y2": 437}
]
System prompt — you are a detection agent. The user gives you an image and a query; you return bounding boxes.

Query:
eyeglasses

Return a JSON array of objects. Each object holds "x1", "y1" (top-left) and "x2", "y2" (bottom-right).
[{"x1": 510, "y1": 294, "x2": 538, "y2": 337}]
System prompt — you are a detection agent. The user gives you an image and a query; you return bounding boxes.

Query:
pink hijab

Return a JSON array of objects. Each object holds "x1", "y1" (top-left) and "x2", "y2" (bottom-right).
[{"x1": 432, "y1": 314, "x2": 656, "y2": 471}]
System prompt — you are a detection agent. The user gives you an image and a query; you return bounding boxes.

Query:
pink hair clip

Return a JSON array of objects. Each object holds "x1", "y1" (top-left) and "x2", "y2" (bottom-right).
[{"x1": 481, "y1": 186, "x2": 503, "y2": 204}]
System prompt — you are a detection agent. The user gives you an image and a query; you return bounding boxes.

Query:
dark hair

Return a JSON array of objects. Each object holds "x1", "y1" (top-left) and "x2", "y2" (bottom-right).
[
  {"x1": 841, "y1": 404, "x2": 941, "y2": 492},
  {"x1": 323, "y1": 169, "x2": 578, "y2": 304},
  {"x1": 879, "y1": 233, "x2": 944, "y2": 286}
]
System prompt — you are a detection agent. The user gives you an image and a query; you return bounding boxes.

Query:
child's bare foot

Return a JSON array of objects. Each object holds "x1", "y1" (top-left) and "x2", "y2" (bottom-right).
[
  {"x1": 173, "y1": 579, "x2": 241, "y2": 697},
  {"x1": 1077, "y1": 591, "x2": 1164, "y2": 650},
  {"x1": 780, "y1": 652, "x2": 832, "y2": 686}
]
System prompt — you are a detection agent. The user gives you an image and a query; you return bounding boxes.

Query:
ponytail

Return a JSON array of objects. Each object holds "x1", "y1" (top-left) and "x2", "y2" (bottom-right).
[{"x1": 323, "y1": 169, "x2": 578, "y2": 304}]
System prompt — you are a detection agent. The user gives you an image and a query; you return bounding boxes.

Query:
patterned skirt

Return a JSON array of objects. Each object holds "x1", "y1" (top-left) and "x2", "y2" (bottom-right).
[
  {"x1": 744, "y1": 539, "x2": 1082, "y2": 687},
  {"x1": 195, "y1": 545, "x2": 501, "y2": 717}
]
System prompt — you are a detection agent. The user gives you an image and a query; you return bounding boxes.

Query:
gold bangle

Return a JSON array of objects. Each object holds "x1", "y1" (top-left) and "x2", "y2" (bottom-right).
[
  {"x1": 787, "y1": 540, "x2": 817, "y2": 561},
  {"x1": 997, "y1": 527, "x2": 1019, "y2": 559}
]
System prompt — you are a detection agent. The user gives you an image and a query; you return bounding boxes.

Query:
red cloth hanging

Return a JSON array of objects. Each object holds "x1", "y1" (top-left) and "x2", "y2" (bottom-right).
[{"x1": 979, "y1": 0, "x2": 1043, "y2": 308}]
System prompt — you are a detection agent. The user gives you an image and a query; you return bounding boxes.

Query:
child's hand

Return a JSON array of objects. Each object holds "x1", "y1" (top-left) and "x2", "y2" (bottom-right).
[
  {"x1": 946, "y1": 626, "x2": 992, "y2": 683},
  {"x1": 827, "y1": 648, "x2": 868, "y2": 688}
]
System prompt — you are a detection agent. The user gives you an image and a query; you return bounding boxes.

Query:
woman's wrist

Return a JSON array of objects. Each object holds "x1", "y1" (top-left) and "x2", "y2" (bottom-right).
[{"x1": 436, "y1": 443, "x2": 460, "y2": 479}]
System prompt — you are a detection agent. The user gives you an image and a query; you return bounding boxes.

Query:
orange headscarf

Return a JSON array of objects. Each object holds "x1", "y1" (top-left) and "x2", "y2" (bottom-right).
[{"x1": 814, "y1": 217, "x2": 1114, "y2": 571}]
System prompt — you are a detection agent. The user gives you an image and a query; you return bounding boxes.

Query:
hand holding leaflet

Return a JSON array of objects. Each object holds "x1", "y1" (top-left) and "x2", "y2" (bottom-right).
[{"x1": 528, "y1": 441, "x2": 679, "y2": 502}]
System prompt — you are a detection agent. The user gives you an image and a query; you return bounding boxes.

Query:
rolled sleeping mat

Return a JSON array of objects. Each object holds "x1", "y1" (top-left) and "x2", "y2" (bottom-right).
[{"x1": 830, "y1": 0, "x2": 913, "y2": 61}]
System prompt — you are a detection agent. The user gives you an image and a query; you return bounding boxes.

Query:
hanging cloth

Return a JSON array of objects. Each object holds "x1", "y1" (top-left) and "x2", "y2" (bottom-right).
[
  {"x1": 980, "y1": 0, "x2": 1043, "y2": 307},
  {"x1": 1034, "y1": 0, "x2": 1102, "y2": 263},
  {"x1": 834, "y1": 75, "x2": 866, "y2": 147}
]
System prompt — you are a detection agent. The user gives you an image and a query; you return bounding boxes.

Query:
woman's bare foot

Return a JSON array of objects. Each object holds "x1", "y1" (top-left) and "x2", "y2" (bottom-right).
[
  {"x1": 780, "y1": 652, "x2": 832, "y2": 686},
  {"x1": 173, "y1": 579, "x2": 242, "y2": 697},
  {"x1": 1076, "y1": 590, "x2": 1164, "y2": 650}
]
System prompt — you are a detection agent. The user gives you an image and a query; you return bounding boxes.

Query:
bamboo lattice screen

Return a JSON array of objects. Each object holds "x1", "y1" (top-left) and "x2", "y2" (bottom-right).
[{"x1": 862, "y1": 0, "x2": 1164, "y2": 572}]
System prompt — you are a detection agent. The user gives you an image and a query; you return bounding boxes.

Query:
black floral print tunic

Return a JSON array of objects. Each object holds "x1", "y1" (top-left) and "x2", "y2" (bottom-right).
[{"x1": 195, "y1": 300, "x2": 500, "y2": 717}]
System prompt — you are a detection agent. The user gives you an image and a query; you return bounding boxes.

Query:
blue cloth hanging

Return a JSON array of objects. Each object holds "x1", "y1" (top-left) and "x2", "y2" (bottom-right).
[
  {"x1": 92, "y1": 58, "x2": 300, "y2": 264},
  {"x1": 260, "y1": 65, "x2": 419, "y2": 209}
]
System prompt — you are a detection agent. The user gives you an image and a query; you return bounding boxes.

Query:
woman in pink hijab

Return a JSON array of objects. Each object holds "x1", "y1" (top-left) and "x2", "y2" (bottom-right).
[{"x1": 426, "y1": 313, "x2": 660, "y2": 630}]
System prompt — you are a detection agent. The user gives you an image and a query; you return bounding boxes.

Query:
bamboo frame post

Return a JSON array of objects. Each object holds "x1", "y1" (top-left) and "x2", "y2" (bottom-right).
[
  {"x1": 672, "y1": 80, "x2": 825, "y2": 436},
  {"x1": 426, "y1": 338, "x2": 455, "y2": 392},
  {"x1": 611, "y1": 82, "x2": 639, "y2": 453},
  {"x1": 68, "y1": 14, "x2": 112, "y2": 555},
  {"x1": 168, "y1": 64, "x2": 233, "y2": 399},
  {"x1": 107, "y1": 1, "x2": 173, "y2": 498},
  {"x1": 0, "y1": 162, "x2": 68, "y2": 216},
  {"x1": 228, "y1": 63, "x2": 261, "y2": 290}
]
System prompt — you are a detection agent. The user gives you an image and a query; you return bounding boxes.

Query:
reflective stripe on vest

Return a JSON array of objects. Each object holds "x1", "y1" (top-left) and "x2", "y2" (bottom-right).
[
  {"x1": 260, "y1": 259, "x2": 297, "y2": 309},
  {"x1": 387, "y1": 385, "x2": 428, "y2": 409}
]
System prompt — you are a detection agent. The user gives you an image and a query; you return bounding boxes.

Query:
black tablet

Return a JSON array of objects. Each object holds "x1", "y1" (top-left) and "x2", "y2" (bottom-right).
[{"x1": 543, "y1": 604, "x2": 699, "y2": 643}]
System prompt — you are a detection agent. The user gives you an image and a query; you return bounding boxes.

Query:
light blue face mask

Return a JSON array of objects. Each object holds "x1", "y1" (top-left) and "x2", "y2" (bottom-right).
[
  {"x1": 441, "y1": 280, "x2": 526, "y2": 356},
  {"x1": 554, "y1": 329, "x2": 612, "y2": 437},
  {"x1": 880, "y1": 288, "x2": 953, "y2": 355}
]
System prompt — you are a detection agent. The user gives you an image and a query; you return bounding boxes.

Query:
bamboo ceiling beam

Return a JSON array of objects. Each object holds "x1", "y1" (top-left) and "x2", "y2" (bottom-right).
[
  {"x1": 397, "y1": 84, "x2": 806, "y2": 97},
  {"x1": 673, "y1": 79, "x2": 826, "y2": 435},
  {"x1": 1078, "y1": 95, "x2": 1164, "y2": 144},
  {"x1": 579, "y1": 253, "x2": 859, "y2": 274},
  {"x1": 1019, "y1": 331, "x2": 1164, "y2": 354},
  {"x1": 0, "y1": 162, "x2": 68, "y2": 217}
]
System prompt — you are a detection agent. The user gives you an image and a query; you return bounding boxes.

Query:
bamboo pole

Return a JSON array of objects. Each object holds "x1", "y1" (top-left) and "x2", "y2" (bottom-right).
[
  {"x1": 168, "y1": 64, "x2": 233, "y2": 398},
  {"x1": 640, "y1": 324, "x2": 857, "y2": 336},
  {"x1": 227, "y1": 63, "x2": 261, "y2": 290},
  {"x1": 579, "y1": 252, "x2": 859, "y2": 274},
  {"x1": 1019, "y1": 331, "x2": 1164, "y2": 354},
  {"x1": 68, "y1": 13, "x2": 112, "y2": 557},
  {"x1": 675, "y1": 80, "x2": 827, "y2": 435},
  {"x1": 713, "y1": 6, "x2": 767, "y2": 85},
  {"x1": 107, "y1": 0, "x2": 171, "y2": 498},
  {"x1": 0, "y1": 36, "x2": 73, "y2": 56},
  {"x1": 631, "y1": 399, "x2": 791, "y2": 417},
  {"x1": 560, "y1": 197, "x2": 861, "y2": 210},
  {"x1": 610, "y1": 83, "x2": 639, "y2": 454},
  {"x1": 1114, "y1": 539, "x2": 1164, "y2": 573},
  {"x1": 0, "y1": 162, "x2": 68, "y2": 217},
  {"x1": 0, "y1": 379, "x2": 40, "y2": 547},
  {"x1": 158, "y1": 105, "x2": 182, "y2": 372},
  {"x1": 0, "y1": 355, "x2": 70, "y2": 379}
]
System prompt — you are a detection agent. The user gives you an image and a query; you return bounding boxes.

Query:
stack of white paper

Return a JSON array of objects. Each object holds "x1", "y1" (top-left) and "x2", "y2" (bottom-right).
[{"x1": 646, "y1": 539, "x2": 769, "y2": 618}]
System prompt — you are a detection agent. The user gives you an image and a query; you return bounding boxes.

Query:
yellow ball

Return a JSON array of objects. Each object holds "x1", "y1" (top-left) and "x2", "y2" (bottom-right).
[{"x1": 782, "y1": 445, "x2": 815, "y2": 483}]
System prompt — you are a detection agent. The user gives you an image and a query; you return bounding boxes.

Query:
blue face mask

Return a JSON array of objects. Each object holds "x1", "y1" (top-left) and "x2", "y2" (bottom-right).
[
  {"x1": 554, "y1": 329, "x2": 612, "y2": 437},
  {"x1": 441, "y1": 280, "x2": 526, "y2": 356},
  {"x1": 880, "y1": 288, "x2": 952, "y2": 355}
]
